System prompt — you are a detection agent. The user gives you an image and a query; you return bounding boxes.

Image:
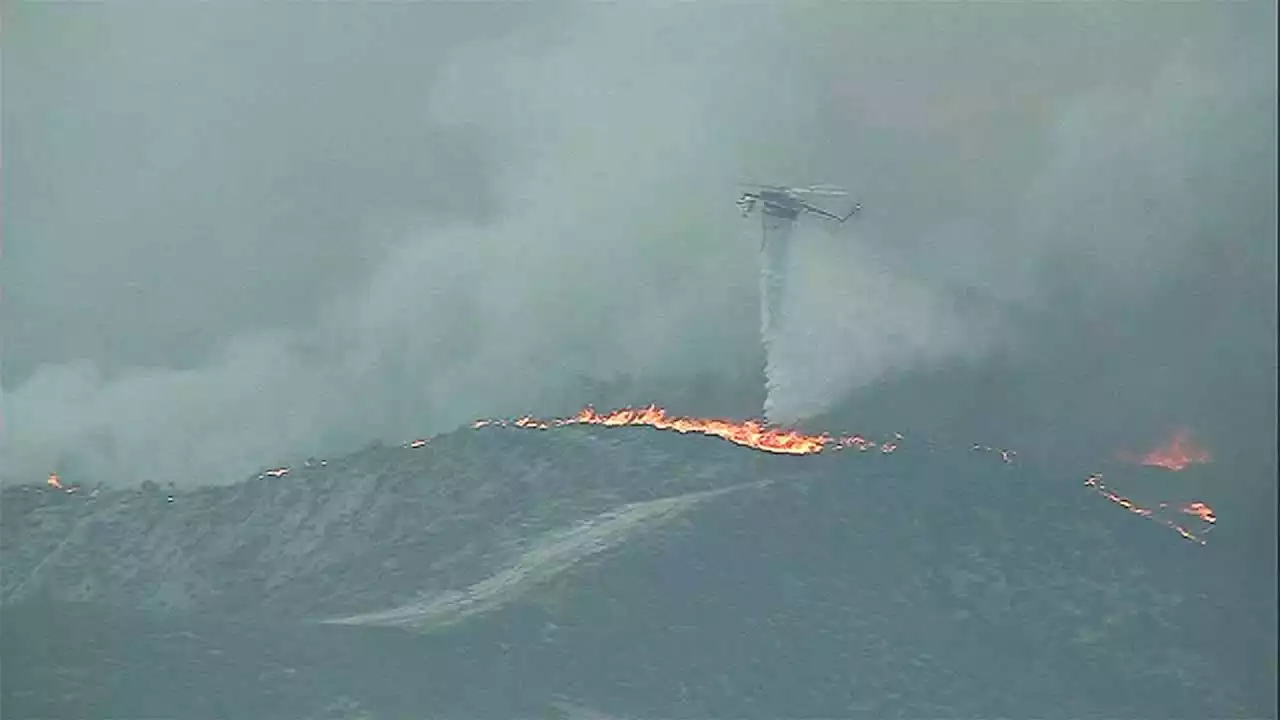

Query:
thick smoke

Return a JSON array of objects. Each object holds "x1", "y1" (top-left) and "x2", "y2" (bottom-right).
[
  {"x1": 3, "y1": 6, "x2": 771, "y2": 486},
  {"x1": 4, "y1": 4, "x2": 1274, "y2": 486},
  {"x1": 761, "y1": 219, "x2": 995, "y2": 424}
]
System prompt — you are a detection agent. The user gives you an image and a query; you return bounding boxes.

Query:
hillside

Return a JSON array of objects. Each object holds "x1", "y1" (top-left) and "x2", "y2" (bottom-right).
[{"x1": 1, "y1": 418, "x2": 1271, "y2": 719}]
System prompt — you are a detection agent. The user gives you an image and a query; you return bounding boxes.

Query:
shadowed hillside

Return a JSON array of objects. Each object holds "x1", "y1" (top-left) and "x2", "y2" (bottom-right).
[{"x1": 1, "y1": 420, "x2": 1271, "y2": 719}]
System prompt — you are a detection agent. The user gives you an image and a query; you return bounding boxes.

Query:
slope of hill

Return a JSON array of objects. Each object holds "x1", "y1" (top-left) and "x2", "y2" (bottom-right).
[{"x1": 1, "y1": 420, "x2": 1271, "y2": 719}]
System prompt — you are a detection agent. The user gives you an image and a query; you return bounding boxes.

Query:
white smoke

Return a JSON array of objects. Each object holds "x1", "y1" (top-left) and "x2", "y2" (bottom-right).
[
  {"x1": 760, "y1": 221, "x2": 993, "y2": 425},
  {"x1": 6, "y1": 3, "x2": 1271, "y2": 486}
]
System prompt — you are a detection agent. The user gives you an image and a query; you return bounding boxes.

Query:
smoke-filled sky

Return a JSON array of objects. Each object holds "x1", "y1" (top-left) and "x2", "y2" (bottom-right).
[{"x1": 3, "y1": 2, "x2": 1275, "y2": 489}]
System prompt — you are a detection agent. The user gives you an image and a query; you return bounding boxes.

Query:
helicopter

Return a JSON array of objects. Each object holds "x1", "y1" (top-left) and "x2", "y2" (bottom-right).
[{"x1": 736, "y1": 183, "x2": 861, "y2": 224}]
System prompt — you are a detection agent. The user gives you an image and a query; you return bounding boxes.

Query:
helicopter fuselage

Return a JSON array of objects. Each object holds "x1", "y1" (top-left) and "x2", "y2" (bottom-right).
[
  {"x1": 738, "y1": 184, "x2": 857, "y2": 225},
  {"x1": 750, "y1": 190, "x2": 803, "y2": 220}
]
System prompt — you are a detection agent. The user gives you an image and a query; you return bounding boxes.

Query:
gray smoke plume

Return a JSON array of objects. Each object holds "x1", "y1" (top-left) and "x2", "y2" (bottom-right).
[{"x1": 4, "y1": 3, "x2": 1273, "y2": 487}]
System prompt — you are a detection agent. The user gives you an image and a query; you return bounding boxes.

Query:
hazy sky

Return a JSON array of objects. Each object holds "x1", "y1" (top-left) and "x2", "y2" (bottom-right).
[{"x1": 3, "y1": 2, "x2": 1275, "y2": 487}]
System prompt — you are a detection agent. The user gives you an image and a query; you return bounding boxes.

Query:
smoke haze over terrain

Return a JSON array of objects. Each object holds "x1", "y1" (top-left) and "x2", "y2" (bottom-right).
[{"x1": 3, "y1": 3, "x2": 1275, "y2": 488}]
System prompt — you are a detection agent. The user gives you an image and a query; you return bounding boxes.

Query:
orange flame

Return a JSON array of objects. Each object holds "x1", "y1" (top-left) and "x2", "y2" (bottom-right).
[
  {"x1": 480, "y1": 405, "x2": 846, "y2": 455},
  {"x1": 570, "y1": 405, "x2": 833, "y2": 454},
  {"x1": 35, "y1": 404, "x2": 1217, "y2": 549},
  {"x1": 1084, "y1": 473, "x2": 1211, "y2": 544},
  {"x1": 1182, "y1": 501, "x2": 1217, "y2": 525},
  {"x1": 1133, "y1": 428, "x2": 1211, "y2": 471}
]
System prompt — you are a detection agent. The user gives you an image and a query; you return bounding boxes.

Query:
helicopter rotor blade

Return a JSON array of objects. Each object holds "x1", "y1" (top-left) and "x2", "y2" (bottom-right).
[{"x1": 793, "y1": 185, "x2": 849, "y2": 196}]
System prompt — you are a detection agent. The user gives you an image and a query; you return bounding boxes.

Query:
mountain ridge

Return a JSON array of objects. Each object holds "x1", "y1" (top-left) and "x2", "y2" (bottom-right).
[{"x1": 1, "y1": 417, "x2": 1270, "y2": 719}]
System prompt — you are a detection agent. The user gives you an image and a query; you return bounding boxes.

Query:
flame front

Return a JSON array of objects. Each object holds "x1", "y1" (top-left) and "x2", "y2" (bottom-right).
[
  {"x1": 481, "y1": 405, "x2": 845, "y2": 455},
  {"x1": 566, "y1": 405, "x2": 832, "y2": 454},
  {"x1": 1182, "y1": 501, "x2": 1216, "y2": 524},
  {"x1": 34, "y1": 404, "x2": 1219, "y2": 549},
  {"x1": 1084, "y1": 473, "x2": 1214, "y2": 544},
  {"x1": 487, "y1": 406, "x2": 1218, "y2": 545},
  {"x1": 1135, "y1": 428, "x2": 1212, "y2": 471}
]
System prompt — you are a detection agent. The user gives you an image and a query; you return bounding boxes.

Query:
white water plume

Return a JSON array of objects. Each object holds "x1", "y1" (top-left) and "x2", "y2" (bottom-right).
[
  {"x1": 758, "y1": 215, "x2": 797, "y2": 421},
  {"x1": 759, "y1": 222, "x2": 992, "y2": 425},
  {"x1": 757, "y1": 216, "x2": 796, "y2": 352}
]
